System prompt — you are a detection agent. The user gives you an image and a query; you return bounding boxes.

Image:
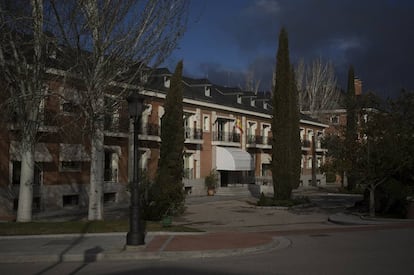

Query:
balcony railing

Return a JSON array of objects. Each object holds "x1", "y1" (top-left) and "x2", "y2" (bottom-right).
[
  {"x1": 138, "y1": 123, "x2": 160, "y2": 136},
  {"x1": 213, "y1": 131, "x2": 240, "y2": 143},
  {"x1": 104, "y1": 115, "x2": 129, "y2": 133},
  {"x1": 183, "y1": 168, "x2": 194, "y2": 179},
  {"x1": 301, "y1": 139, "x2": 311, "y2": 148},
  {"x1": 247, "y1": 135, "x2": 271, "y2": 146},
  {"x1": 301, "y1": 138, "x2": 325, "y2": 150},
  {"x1": 104, "y1": 168, "x2": 118, "y2": 182},
  {"x1": 184, "y1": 128, "x2": 203, "y2": 140}
]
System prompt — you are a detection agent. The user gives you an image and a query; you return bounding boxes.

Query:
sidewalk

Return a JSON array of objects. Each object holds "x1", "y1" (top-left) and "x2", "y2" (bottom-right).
[
  {"x1": 0, "y1": 231, "x2": 289, "y2": 263},
  {"x1": 2, "y1": 194, "x2": 414, "y2": 263},
  {"x1": 1, "y1": 213, "x2": 414, "y2": 263}
]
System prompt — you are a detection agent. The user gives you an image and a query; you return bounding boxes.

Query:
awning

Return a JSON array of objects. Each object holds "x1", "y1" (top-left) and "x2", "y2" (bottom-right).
[
  {"x1": 59, "y1": 144, "x2": 90, "y2": 161},
  {"x1": 10, "y1": 141, "x2": 53, "y2": 162},
  {"x1": 216, "y1": 147, "x2": 253, "y2": 171}
]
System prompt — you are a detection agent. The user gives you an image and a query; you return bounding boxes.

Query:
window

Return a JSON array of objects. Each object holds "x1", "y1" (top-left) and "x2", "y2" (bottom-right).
[
  {"x1": 104, "y1": 150, "x2": 118, "y2": 182},
  {"x1": 250, "y1": 98, "x2": 255, "y2": 107},
  {"x1": 247, "y1": 121, "x2": 257, "y2": 143},
  {"x1": 164, "y1": 76, "x2": 170, "y2": 88},
  {"x1": 14, "y1": 197, "x2": 40, "y2": 211},
  {"x1": 307, "y1": 129, "x2": 314, "y2": 141},
  {"x1": 60, "y1": 161, "x2": 82, "y2": 172},
  {"x1": 261, "y1": 124, "x2": 271, "y2": 144},
  {"x1": 12, "y1": 161, "x2": 42, "y2": 185},
  {"x1": 140, "y1": 72, "x2": 148, "y2": 83},
  {"x1": 63, "y1": 194, "x2": 79, "y2": 207},
  {"x1": 60, "y1": 87, "x2": 80, "y2": 114},
  {"x1": 104, "y1": 96, "x2": 120, "y2": 132},
  {"x1": 62, "y1": 102, "x2": 78, "y2": 113},
  {"x1": 330, "y1": 115, "x2": 339, "y2": 125},
  {"x1": 203, "y1": 115, "x2": 210, "y2": 132},
  {"x1": 237, "y1": 95, "x2": 242, "y2": 104},
  {"x1": 261, "y1": 164, "x2": 271, "y2": 177},
  {"x1": 104, "y1": 192, "x2": 116, "y2": 204},
  {"x1": 317, "y1": 156, "x2": 322, "y2": 168},
  {"x1": 307, "y1": 156, "x2": 313, "y2": 169},
  {"x1": 204, "y1": 86, "x2": 211, "y2": 97}
]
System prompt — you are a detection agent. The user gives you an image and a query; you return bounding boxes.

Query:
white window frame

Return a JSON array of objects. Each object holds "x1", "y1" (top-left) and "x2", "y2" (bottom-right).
[{"x1": 203, "y1": 114, "x2": 210, "y2": 132}]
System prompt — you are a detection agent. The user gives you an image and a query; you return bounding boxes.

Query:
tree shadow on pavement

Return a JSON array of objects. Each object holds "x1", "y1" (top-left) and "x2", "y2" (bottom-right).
[{"x1": 34, "y1": 222, "x2": 104, "y2": 275}]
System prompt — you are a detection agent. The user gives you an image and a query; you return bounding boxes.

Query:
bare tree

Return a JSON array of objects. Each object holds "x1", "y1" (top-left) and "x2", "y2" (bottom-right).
[
  {"x1": 245, "y1": 69, "x2": 261, "y2": 94},
  {"x1": 0, "y1": 0, "x2": 48, "y2": 222},
  {"x1": 50, "y1": 0, "x2": 189, "y2": 220},
  {"x1": 295, "y1": 57, "x2": 340, "y2": 116}
]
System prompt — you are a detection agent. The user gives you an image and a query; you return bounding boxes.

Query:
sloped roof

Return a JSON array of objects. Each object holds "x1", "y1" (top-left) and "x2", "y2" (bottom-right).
[{"x1": 142, "y1": 68, "x2": 328, "y2": 127}]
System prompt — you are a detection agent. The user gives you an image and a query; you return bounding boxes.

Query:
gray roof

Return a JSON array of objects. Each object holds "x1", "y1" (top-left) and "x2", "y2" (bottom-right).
[{"x1": 143, "y1": 67, "x2": 327, "y2": 127}]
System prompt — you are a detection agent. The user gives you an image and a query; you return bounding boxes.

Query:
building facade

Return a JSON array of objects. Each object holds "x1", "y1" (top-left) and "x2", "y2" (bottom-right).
[{"x1": 0, "y1": 68, "x2": 328, "y2": 216}]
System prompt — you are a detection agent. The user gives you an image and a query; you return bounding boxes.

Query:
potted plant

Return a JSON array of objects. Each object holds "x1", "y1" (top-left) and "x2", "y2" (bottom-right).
[
  {"x1": 161, "y1": 205, "x2": 174, "y2": 227},
  {"x1": 204, "y1": 169, "x2": 219, "y2": 196}
]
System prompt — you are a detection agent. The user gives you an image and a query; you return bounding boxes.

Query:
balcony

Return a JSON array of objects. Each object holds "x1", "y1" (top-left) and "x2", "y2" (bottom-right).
[
  {"x1": 246, "y1": 135, "x2": 272, "y2": 149},
  {"x1": 138, "y1": 123, "x2": 161, "y2": 141},
  {"x1": 184, "y1": 128, "x2": 203, "y2": 144},
  {"x1": 104, "y1": 168, "x2": 118, "y2": 182},
  {"x1": 301, "y1": 138, "x2": 327, "y2": 153},
  {"x1": 104, "y1": 115, "x2": 129, "y2": 137},
  {"x1": 301, "y1": 139, "x2": 311, "y2": 149},
  {"x1": 213, "y1": 131, "x2": 240, "y2": 142},
  {"x1": 183, "y1": 168, "x2": 194, "y2": 179}
]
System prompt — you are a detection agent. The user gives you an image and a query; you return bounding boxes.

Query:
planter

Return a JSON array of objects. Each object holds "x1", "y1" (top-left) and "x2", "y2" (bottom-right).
[
  {"x1": 161, "y1": 215, "x2": 172, "y2": 227},
  {"x1": 207, "y1": 188, "x2": 215, "y2": 196}
]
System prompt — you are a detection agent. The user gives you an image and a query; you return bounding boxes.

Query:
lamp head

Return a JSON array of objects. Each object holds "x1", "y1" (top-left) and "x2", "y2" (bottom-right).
[{"x1": 127, "y1": 92, "x2": 145, "y2": 119}]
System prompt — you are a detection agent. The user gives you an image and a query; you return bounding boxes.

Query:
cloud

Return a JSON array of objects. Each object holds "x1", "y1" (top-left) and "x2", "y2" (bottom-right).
[
  {"x1": 249, "y1": 0, "x2": 280, "y2": 15},
  {"x1": 197, "y1": 62, "x2": 246, "y2": 88},
  {"x1": 220, "y1": 0, "x2": 414, "y2": 96}
]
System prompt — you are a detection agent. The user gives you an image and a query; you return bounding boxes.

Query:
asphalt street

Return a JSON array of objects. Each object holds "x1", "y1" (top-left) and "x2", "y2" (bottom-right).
[{"x1": 1, "y1": 227, "x2": 413, "y2": 275}]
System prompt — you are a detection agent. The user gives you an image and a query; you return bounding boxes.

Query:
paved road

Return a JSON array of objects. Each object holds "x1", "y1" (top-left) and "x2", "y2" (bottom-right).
[
  {"x1": 174, "y1": 192, "x2": 363, "y2": 232},
  {"x1": 1, "y1": 227, "x2": 413, "y2": 275}
]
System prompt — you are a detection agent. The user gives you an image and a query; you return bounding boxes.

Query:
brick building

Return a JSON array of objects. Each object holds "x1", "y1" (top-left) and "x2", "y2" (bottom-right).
[{"x1": 0, "y1": 67, "x2": 328, "y2": 215}]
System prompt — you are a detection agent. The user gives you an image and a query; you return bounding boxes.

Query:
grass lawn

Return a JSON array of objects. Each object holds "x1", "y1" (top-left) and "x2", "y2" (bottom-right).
[{"x1": 0, "y1": 220, "x2": 202, "y2": 236}]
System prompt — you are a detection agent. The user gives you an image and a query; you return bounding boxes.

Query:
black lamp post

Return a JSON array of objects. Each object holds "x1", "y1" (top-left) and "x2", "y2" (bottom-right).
[{"x1": 126, "y1": 92, "x2": 145, "y2": 246}]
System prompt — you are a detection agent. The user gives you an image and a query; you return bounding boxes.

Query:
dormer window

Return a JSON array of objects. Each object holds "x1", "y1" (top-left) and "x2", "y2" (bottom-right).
[
  {"x1": 164, "y1": 76, "x2": 170, "y2": 88},
  {"x1": 204, "y1": 86, "x2": 211, "y2": 97},
  {"x1": 46, "y1": 42, "x2": 56, "y2": 59},
  {"x1": 141, "y1": 72, "x2": 148, "y2": 84},
  {"x1": 250, "y1": 98, "x2": 255, "y2": 107},
  {"x1": 237, "y1": 95, "x2": 242, "y2": 104}
]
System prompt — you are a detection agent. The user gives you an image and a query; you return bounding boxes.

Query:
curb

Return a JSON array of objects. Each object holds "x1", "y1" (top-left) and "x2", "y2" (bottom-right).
[
  {"x1": 0, "y1": 231, "x2": 204, "y2": 240},
  {"x1": 328, "y1": 213, "x2": 401, "y2": 225},
  {"x1": 0, "y1": 236, "x2": 290, "y2": 263}
]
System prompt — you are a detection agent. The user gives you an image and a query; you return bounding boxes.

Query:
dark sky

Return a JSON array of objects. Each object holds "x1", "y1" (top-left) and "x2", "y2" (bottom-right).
[{"x1": 168, "y1": 0, "x2": 414, "y2": 98}]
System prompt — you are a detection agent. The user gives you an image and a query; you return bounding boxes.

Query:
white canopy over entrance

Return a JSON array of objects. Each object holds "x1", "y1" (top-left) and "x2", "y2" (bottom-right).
[{"x1": 216, "y1": 147, "x2": 252, "y2": 171}]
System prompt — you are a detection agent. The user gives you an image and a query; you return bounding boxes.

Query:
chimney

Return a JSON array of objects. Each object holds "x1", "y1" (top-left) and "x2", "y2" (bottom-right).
[{"x1": 354, "y1": 78, "x2": 362, "y2": 96}]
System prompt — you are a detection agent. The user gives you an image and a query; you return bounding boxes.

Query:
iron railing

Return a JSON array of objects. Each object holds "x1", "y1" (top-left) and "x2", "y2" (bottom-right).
[{"x1": 212, "y1": 131, "x2": 241, "y2": 143}]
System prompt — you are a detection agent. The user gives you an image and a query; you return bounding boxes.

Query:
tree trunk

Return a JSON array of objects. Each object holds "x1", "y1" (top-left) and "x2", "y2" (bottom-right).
[
  {"x1": 88, "y1": 121, "x2": 104, "y2": 221},
  {"x1": 369, "y1": 186, "x2": 375, "y2": 217},
  {"x1": 311, "y1": 135, "x2": 317, "y2": 186},
  {"x1": 16, "y1": 141, "x2": 35, "y2": 222}
]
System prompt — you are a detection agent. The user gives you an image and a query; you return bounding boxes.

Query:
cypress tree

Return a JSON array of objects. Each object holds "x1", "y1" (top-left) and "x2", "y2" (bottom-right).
[
  {"x1": 345, "y1": 65, "x2": 358, "y2": 190},
  {"x1": 154, "y1": 60, "x2": 185, "y2": 218},
  {"x1": 288, "y1": 67, "x2": 301, "y2": 191},
  {"x1": 271, "y1": 28, "x2": 301, "y2": 200}
]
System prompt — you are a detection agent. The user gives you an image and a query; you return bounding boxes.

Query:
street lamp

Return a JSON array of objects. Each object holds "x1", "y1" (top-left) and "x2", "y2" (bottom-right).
[{"x1": 126, "y1": 92, "x2": 145, "y2": 246}]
